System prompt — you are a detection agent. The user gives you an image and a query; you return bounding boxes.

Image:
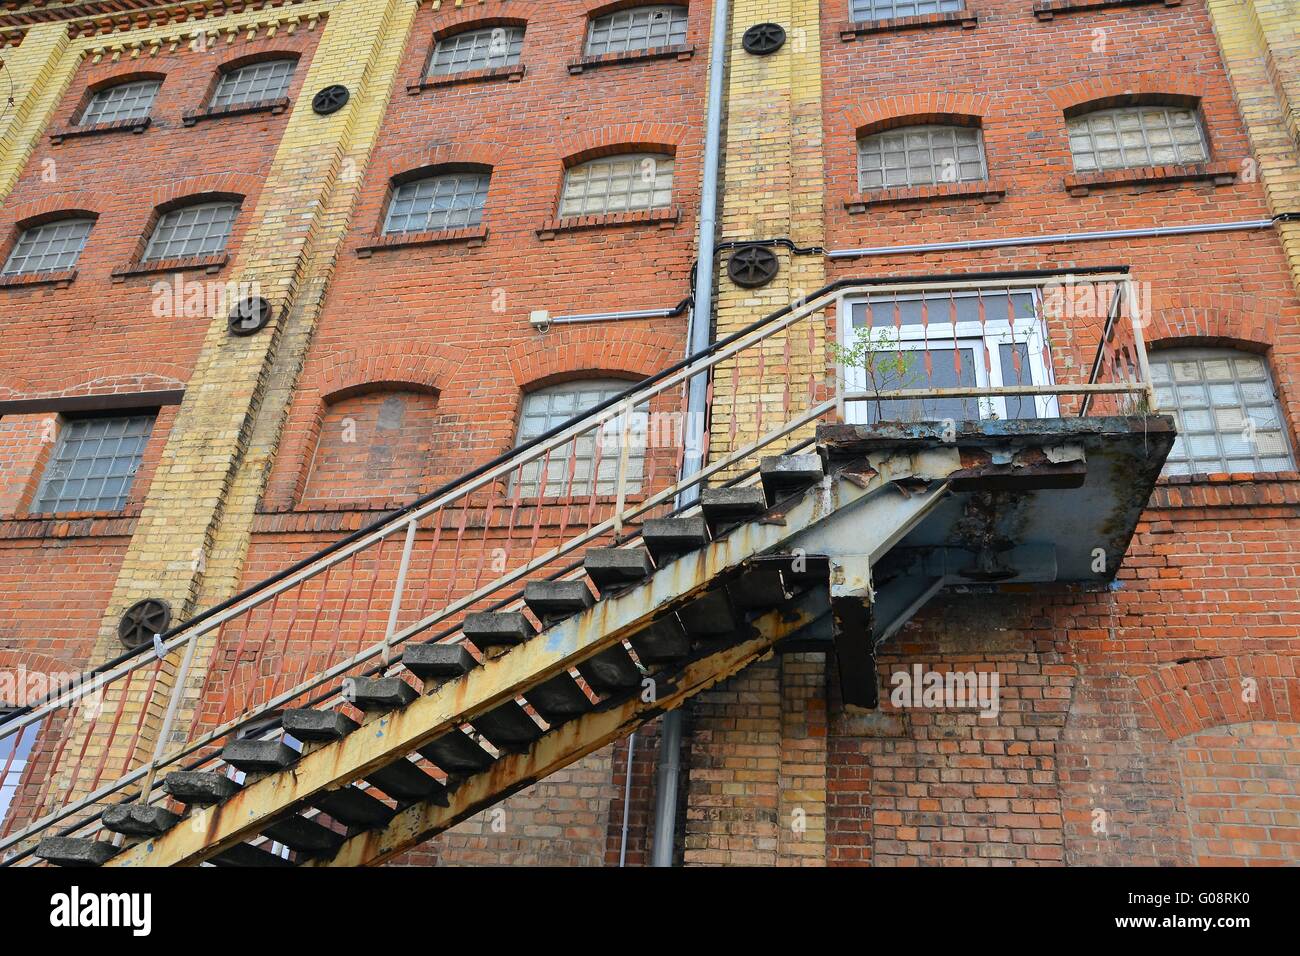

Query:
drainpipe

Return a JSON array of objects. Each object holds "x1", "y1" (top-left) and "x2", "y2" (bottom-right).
[{"x1": 650, "y1": 0, "x2": 730, "y2": 869}]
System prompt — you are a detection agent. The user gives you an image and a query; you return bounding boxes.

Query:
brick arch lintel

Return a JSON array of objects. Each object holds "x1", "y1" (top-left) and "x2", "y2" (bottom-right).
[
  {"x1": 845, "y1": 93, "x2": 990, "y2": 137},
  {"x1": 1136, "y1": 653, "x2": 1299, "y2": 742},
  {"x1": 1047, "y1": 74, "x2": 1203, "y2": 116},
  {"x1": 83, "y1": 68, "x2": 167, "y2": 94},
  {"x1": 376, "y1": 143, "x2": 504, "y2": 185},
  {"x1": 1144, "y1": 292, "x2": 1278, "y2": 350},
  {"x1": 2, "y1": 188, "x2": 113, "y2": 228},
  {"x1": 427, "y1": 1, "x2": 552, "y2": 36},
  {"x1": 506, "y1": 327, "x2": 680, "y2": 391},
  {"x1": 554, "y1": 122, "x2": 689, "y2": 166},
  {"x1": 142, "y1": 173, "x2": 260, "y2": 214}
]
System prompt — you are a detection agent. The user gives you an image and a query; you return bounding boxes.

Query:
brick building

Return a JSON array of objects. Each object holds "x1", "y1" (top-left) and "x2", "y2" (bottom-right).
[{"x1": 0, "y1": 0, "x2": 1296, "y2": 868}]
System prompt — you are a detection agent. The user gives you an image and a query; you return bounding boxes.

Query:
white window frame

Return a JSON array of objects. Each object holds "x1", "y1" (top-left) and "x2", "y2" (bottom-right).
[
  {"x1": 0, "y1": 715, "x2": 39, "y2": 825},
  {"x1": 426, "y1": 25, "x2": 525, "y2": 76},
  {"x1": 584, "y1": 5, "x2": 688, "y2": 57},
  {"x1": 838, "y1": 286, "x2": 1059, "y2": 423},
  {"x1": 79, "y1": 79, "x2": 160, "y2": 125}
]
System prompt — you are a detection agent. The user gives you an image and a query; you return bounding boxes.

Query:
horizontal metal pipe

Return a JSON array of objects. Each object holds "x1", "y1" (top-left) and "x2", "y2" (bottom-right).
[
  {"x1": 550, "y1": 307, "x2": 679, "y2": 324},
  {"x1": 828, "y1": 219, "x2": 1278, "y2": 259}
]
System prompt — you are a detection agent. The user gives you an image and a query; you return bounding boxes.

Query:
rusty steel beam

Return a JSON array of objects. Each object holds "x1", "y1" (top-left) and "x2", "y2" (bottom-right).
[
  {"x1": 106, "y1": 460, "x2": 914, "y2": 868},
  {"x1": 307, "y1": 594, "x2": 825, "y2": 867}
]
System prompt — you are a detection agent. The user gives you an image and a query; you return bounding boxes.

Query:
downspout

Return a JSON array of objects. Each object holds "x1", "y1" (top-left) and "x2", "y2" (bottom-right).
[{"x1": 649, "y1": 0, "x2": 730, "y2": 869}]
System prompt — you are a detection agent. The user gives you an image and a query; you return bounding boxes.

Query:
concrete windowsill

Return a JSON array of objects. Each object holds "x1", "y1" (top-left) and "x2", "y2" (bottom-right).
[
  {"x1": 840, "y1": 11, "x2": 978, "y2": 40},
  {"x1": 567, "y1": 44, "x2": 694, "y2": 74},
  {"x1": 0, "y1": 269, "x2": 78, "y2": 289},
  {"x1": 407, "y1": 64, "x2": 526, "y2": 93},
  {"x1": 356, "y1": 227, "x2": 489, "y2": 256},
  {"x1": 536, "y1": 206, "x2": 681, "y2": 239},
  {"x1": 49, "y1": 116, "x2": 151, "y2": 144},
  {"x1": 1063, "y1": 160, "x2": 1239, "y2": 195},
  {"x1": 844, "y1": 180, "x2": 1006, "y2": 211}
]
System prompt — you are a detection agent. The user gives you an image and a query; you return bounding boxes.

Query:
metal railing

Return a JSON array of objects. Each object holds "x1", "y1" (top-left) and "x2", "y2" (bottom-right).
[{"x1": 0, "y1": 270, "x2": 1153, "y2": 863}]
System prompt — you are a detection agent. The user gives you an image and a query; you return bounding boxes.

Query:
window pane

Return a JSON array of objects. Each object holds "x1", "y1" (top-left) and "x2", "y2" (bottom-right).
[
  {"x1": 81, "y1": 80, "x2": 160, "y2": 125},
  {"x1": 0, "y1": 717, "x2": 41, "y2": 824},
  {"x1": 210, "y1": 59, "x2": 296, "y2": 109},
  {"x1": 857, "y1": 125, "x2": 987, "y2": 191},
  {"x1": 1067, "y1": 106, "x2": 1209, "y2": 172},
  {"x1": 1, "y1": 218, "x2": 94, "y2": 276},
  {"x1": 1149, "y1": 348, "x2": 1295, "y2": 476},
  {"x1": 142, "y1": 201, "x2": 239, "y2": 261},
  {"x1": 513, "y1": 382, "x2": 649, "y2": 498},
  {"x1": 427, "y1": 26, "x2": 524, "y2": 76},
  {"x1": 383, "y1": 172, "x2": 490, "y2": 234},
  {"x1": 34, "y1": 414, "x2": 156, "y2": 513},
  {"x1": 559, "y1": 153, "x2": 673, "y2": 217},
  {"x1": 585, "y1": 5, "x2": 688, "y2": 56},
  {"x1": 851, "y1": 0, "x2": 965, "y2": 20}
]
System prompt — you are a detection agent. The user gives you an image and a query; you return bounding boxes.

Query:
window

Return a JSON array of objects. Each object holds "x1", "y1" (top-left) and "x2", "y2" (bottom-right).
[
  {"x1": 0, "y1": 714, "x2": 39, "y2": 825},
  {"x1": 850, "y1": 0, "x2": 964, "y2": 20},
  {"x1": 33, "y1": 413, "x2": 156, "y2": 513},
  {"x1": 210, "y1": 58, "x2": 296, "y2": 109},
  {"x1": 841, "y1": 288, "x2": 1055, "y2": 423},
  {"x1": 80, "y1": 79, "x2": 160, "y2": 125},
  {"x1": 142, "y1": 200, "x2": 239, "y2": 261},
  {"x1": 1068, "y1": 105, "x2": 1209, "y2": 173},
  {"x1": 857, "y1": 124, "x2": 987, "y2": 191},
  {"x1": 1150, "y1": 348, "x2": 1295, "y2": 476},
  {"x1": 585, "y1": 5, "x2": 688, "y2": 56},
  {"x1": 427, "y1": 26, "x2": 524, "y2": 76},
  {"x1": 514, "y1": 381, "x2": 649, "y2": 498},
  {"x1": 383, "y1": 172, "x2": 490, "y2": 235},
  {"x1": 2, "y1": 218, "x2": 94, "y2": 276},
  {"x1": 559, "y1": 153, "x2": 673, "y2": 218}
]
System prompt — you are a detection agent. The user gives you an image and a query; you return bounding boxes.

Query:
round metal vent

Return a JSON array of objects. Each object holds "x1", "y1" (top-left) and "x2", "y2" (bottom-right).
[
  {"x1": 312, "y1": 84, "x2": 349, "y2": 116},
  {"x1": 742, "y1": 22, "x2": 786, "y2": 56},
  {"x1": 228, "y1": 297, "x2": 273, "y2": 337},
  {"x1": 118, "y1": 598, "x2": 171, "y2": 649},
  {"x1": 727, "y1": 245, "x2": 780, "y2": 288}
]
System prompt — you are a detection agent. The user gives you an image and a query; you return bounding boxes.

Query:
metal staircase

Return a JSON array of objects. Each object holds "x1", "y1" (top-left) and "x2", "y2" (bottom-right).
[{"x1": 0, "y1": 271, "x2": 1171, "y2": 867}]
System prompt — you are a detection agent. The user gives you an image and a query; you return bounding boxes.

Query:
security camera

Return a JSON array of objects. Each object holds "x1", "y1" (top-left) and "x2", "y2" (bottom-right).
[{"x1": 529, "y1": 309, "x2": 551, "y2": 333}]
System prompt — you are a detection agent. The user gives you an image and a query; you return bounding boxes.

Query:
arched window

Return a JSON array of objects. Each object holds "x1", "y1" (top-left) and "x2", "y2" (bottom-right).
[
  {"x1": 383, "y1": 170, "x2": 490, "y2": 234},
  {"x1": 142, "y1": 199, "x2": 240, "y2": 261},
  {"x1": 2, "y1": 217, "x2": 94, "y2": 276},
  {"x1": 33, "y1": 412, "x2": 156, "y2": 513},
  {"x1": 851, "y1": 0, "x2": 964, "y2": 20},
  {"x1": 303, "y1": 390, "x2": 440, "y2": 504},
  {"x1": 857, "y1": 124, "x2": 987, "y2": 191},
  {"x1": 1068, "y1": 104, "x2": 1209, "y2": 173},
  {"x1": 80, "y1": 78, "x2": 160, "y2": 125},
  {"x1": 513, "y1": 380, "x2": 648, "y2": 498},
  {"x1": 559, "y1": 153, "x2": 673, "y2": 218},
  {"x1": 585, "y1": 5, "x2": 687, "y2": 56},
  {"x1": 211, "y1": 58, "x2": 297, "y2": 108},
  {"x1": 1150, "y1": 347, "x2": 1295, "y2": 475},
  {"x1": 427, "y1": 26, "x2": 524, "y2": 76}
]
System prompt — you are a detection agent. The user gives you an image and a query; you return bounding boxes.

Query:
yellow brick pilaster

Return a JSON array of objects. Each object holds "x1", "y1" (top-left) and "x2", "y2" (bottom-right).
[
  {"x1": 710, "y1": 0, "x2": 827, "y2": 467},
  {"x1": 0, "y1": 23, "x2": 78, "y2": 204}
]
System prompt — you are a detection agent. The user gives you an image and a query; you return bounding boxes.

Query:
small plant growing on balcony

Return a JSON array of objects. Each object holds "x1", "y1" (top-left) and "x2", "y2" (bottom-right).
[{"x1": 833, "y1": 325, "x2": 922, "y2": 420}]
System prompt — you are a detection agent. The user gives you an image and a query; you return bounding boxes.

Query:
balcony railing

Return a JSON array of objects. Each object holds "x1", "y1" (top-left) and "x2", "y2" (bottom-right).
[{"x1": 0, "y1": 269, "x2": 1153, "y2": 864}]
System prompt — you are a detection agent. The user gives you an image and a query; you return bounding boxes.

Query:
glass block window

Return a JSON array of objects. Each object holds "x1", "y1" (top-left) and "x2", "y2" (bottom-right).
[
  {"x1": 427, "y1": 26, "x2": 525, "y2": 76},
  {"x1": 857, "y1": 125, "x2": 987, "y2": 191},
  {"x1": 513, "y1": 381, "x2": 649, "y2": 498},
  {"x1": 851, "y1": 0, "x2": 964, "y2": 20},
  {"x1": 383, "y1": 172, "x2": 490, "y2": 234},
  {"x1": 559, "y1": 154, "x2": 673, "y2": 218},
  {"x1": 210, "y1": 58, "x2": 296, "y2": 109},
  {"x1": 0, "y1": 714, "x2": 40, "y2": 824},
  {"x1": 1151, "y1": 348, "x2": 1295, "y2": 476},
  {"x1": 80, "y1": 79, "x2": 161, "y2": 125},
  {"x1": 1, "y1": 218, "x2": 94, "y2": 276},
  {"x1": 142, "y1": 201, "x2": 239, "y2": 261},
  {"x1": 585, "y1": 5, "x2": 688, "y2": 56},
  {"x1": 1068, "y1": 105, "x2": 1210, "y2": 173},
  {"x1": 34, "y1": 414, "x2": 156, "y2": 513}
]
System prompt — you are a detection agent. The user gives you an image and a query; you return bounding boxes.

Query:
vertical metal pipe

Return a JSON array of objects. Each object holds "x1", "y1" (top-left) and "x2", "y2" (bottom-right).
[
  {"x1": 651, "y1": 0, "x2": 730, "y2": 868},
  {"x1": 618, "y1": 731, "x2": 636, "y2": 867}
]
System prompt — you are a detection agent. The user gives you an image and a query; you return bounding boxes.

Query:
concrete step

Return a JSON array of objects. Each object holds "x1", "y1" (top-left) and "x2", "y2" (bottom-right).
[
  {"x1": 461, "y1": 611, "x2": 536, "y2": 649},
  {"x1": 418, "y1": 730, "x2": 495, "y2": 775},
  {"x1": 726, "y1": 567, "x2": 790, "y2": 611},
  {"x1": 402, "y1": 641, "x2": 478, "y2": 680},
  {"x1": 641, "y1": 515, "x2": 709, "y2": 562},
  {"x1": 700, "y1": 486, "x2": 768, "y2": 530},
  {"x1": 577, "y1": 644, "x2": 643, "y2": 694},
  {"x1": 101, "y1": 802, "x2": 180, "y2": 838},
  {"x1": 164, "y1": 771, "x2": 240, "y2": 805},
  {"x1": 209, "y1": 842, "x2": 292, "y2": 867},
  {"x1": 472, "y1": 701, "x2": 545, "y2": 752},
  {"x1": 262, "y1": 814, "x2": 344, "y2": 858},
  {"x1": 311, "y1": 786, "x2": 395, "y2": 830},
  {"x1": 364, "y1": 760, "x2": 448, "y2": 805},
  {"x1": 678, "y1": 589, "x2": 739, "y2": 639},
  {"x1": 523, "y1": 580, "x2": 593, "y2": 626},
  {"x1": 628, "y1": 616, "x2": 691, "y2": 664},
  {"x1": 584, "y1": 546, "x2": 653, "y2": 590},
  {"x1": 344, "y1": 676, "x2": 418, "y2": 713},
  {"x1": 282, "y1": 708, "x2": 358, "y2": 743},
  {"x1": 759, "y1": 454, "x2": 824, "y2": 505},
  {"x1": 222, "y1": 739, "x2": 299, "y2": 774},
  {"x1": 35, "y1": 837, "x2": 118, "y2": 867},
  {"x1": 525, "y1": 673, "x2": 592, "y2": 726}
]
